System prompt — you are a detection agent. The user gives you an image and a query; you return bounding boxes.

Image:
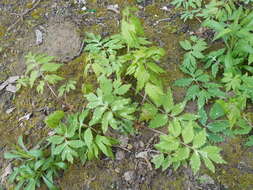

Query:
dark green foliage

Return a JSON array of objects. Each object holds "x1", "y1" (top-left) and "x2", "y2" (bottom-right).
[
  {"x1": 84, "y1": 76, "x2": 137, "y2": 134},
  {"x1": 47, "y1": 110, "x2": 118, "y2": 163},
  {"x1": 4, "y1": 136, "x2": 66, "y2": 190}
]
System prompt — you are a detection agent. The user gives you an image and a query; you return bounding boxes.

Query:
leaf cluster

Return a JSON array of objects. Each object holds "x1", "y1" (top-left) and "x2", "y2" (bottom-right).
[
  {"x1": 17, "y1": 53, "x2": 64, "y2": 94},
  {"x1": 47, "y1": 110, "x2": 118, "y2": 163},
  {"x1": 4, "y1": 136, "x2": 66, "y2": 190},
  {"x1": 84, "y1": 77, "x2": 136, "y2": 134}
]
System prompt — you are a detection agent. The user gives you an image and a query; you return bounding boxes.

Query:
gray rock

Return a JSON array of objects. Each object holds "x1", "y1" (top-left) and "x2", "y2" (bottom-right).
[
  {"x1": 116, "y1": 150, "x2": 125, "y2": 161},
  {"x1": 35, "y1": 29, "x2": 43, "y2": 45},
  {"x1": 123, "y1": 171, "x2": 135, "y2": 182}
]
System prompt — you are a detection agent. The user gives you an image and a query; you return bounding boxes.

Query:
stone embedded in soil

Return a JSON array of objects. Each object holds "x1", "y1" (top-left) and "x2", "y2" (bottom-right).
[
  {"x1": 123, "y1": 171, "x2": 135, "y2": 182},
  {"x1": 42, "y1": 19, "x2": 82, "y2": 62},
  {"x1": 116, "y1": 150, "x2": 125, "y2": 161}
]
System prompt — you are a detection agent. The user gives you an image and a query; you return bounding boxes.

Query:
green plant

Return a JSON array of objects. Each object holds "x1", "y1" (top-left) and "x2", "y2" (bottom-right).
[
  {"x1": 179, "y1": 36, "x2": 207, "y2": 72},
  {"x1": 84, "y1": 76, "x2": 137, "y2": 134},
  {"x1": 143, "y1": 88, "x2": 225, "y2": 173},
  {"x1": 58, "y1": 80, "x2": 77, "y2": 97},
  {"x1": 174, "y1": 68, "x2": 226, "y2": 124},
  {"x1": 4, "y1": 136, "x2": 66, "y2": 190},
  {"x1": 47, "y1": 110, "x2": 118, "y2": 163},
  {"x1": 120, "y1": 46, "x2": 165, "y2": 93},
  {"x1": 121, "y1": 6, "x2": 149, "y2": 49},
  {"x1": 17, "y1": 53, "x2": 63, "y2": 94},
  {"x1": 84, "y1": 33, "x2": 124, "y2": 78},
  {"x1": 171, "y1": 0, "x2": 202, "y2": 9}
]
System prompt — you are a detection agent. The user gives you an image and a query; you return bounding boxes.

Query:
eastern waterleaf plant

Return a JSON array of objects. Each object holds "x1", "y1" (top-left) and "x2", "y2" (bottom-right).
[
  {"x1": 174, "y1": 68, "x2": 226, "y2": 124},
  {"x1": 84, "y1": 76, "x2": 137, "y2": 134},
  {"x1": 4, "y1": 136, "x2": 66, "y2": 190},
  {"x1": 141, "y1": 88, "x2": 226, "y2": 174},
  {"x1": 206, "y1": 98, "x2": 252, "y2": 143},
  {"x1": 16, "y1": 53, "x2": 64, "y2": 94},
  {"x1": 84, "y1": 33, "x2": 125, "y2": 78},
  {"x1": 47, "y1": 110, "x2": 118, "y2": 163}
]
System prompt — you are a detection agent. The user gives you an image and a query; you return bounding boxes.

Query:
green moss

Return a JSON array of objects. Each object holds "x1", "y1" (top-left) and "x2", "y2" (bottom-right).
[
  {"x1": 31, "y1": 8, "x2": 46, "y2": 19},
  {"x1": 0, "y1": 25, "x2": 6, "y2": 38}
]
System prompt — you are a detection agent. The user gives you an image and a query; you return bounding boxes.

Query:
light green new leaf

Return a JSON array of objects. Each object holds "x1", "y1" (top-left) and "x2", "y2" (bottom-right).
[
  {"x1": 140, "y1": 103, "x2": 158, "y2": 121},
  {"x1": 84, "y1": 128, "x2": 93, "y2": 149},
  {"x1": 169, "y1": 118, "x2": 181, "y2": 137},
  {"x1": 173, "y1": 147, "x2": 190, "y2": 161},
  {"x1": 45, "y1": 111, "x2": 65, "y2": 128},
  {"x1": 202, "y1": 146, "x2": 226, "y2": 164},
  {"x1": 171, "y1": 101, "x2": 186, "y2": 116},
  {"x1": 190, "y1": 152, "x2": 201, "y2": 174},
  {"x1": 151, "y1": 154, "x2": 164, "y2": 169},
  {"x1": 149, "y1": 114, "x2": 168, "y2": 129},
  {"x1": 47, "y1": 135, "x2": 64, "y2": 145},
  {"x1": 182, "y1": 121, "x2": 194, "y2": 144},
  {"x1": 89, "y1": 106, "x2": 107, "y2": 126},
  {"x1": 203, "y1": 157, "x2": 215, "y2": 173},
  {"x1": 145, "y1": 83, "x2": 164, "y2": 107},
  {"x1": 68, "y1": 140, "x2": 85, "y2": 148},
  {"x1": 193, "y1": 130, "x2": 206, "y2": 148},
  {"x1": 40, "y1": 63, "x2": 62, "y2": 72},
  {"x1": 162, "y1": 88, "x2": 174, "y2": 113},
  {"x1": 101, "y1": 111, "x2": 113, "y2": 133}
]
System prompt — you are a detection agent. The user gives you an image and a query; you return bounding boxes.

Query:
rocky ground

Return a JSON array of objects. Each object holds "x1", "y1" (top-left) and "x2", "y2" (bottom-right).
[{"x1": 0, "y1": 0, "x2": 253, "y2": 190}]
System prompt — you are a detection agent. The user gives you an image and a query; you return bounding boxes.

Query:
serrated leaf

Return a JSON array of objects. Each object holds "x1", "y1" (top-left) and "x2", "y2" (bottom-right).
[
  {"x1": 214, "y1": 28, "x2": 232, "y2": 41},
  {"x1": 198, "y1": 107, "x2": 208, "y2": 125},
  {"x1": 245, "y1": 136, "x2": 253, "y2": 146},
  {"x1": 140, "y1": 103, "x2": 158, "y2": 121},
  {"x1": 68, "y1": 140, "x2": 85, "y2": 148},
  {"x1": 162, "y1": 156, "x2": 172, "y2": 171},
  {"x1": 47, "y1": 135, "x2": 64, "y2": 144},
  {"x1": 173, "y1": 147, "x2": 190, "y2": 161},
  {"x1": 149, "y1": 114, "x2": 168, "y2": 129},
  {"x1": 169, "y1": 118, "x2": 181, "y2": 137},
  {"x1": 190, "y1": 152, "x2": 201, "y2": 174},
  {"x1": 174, "y1": 78, "x2": 193, "y2": 87},
  {"x1": 155, "y1": 135, "x2": 180, "y2": 152},
  {"x1": 209, "y1": 102, "x2": 225, "y2": 120},
  {"x1": 151, "y1": 154, "x2": 164, "y2": 169},
  {"x1": 114, "y1": 84, "x2": 131, "y2": 95},
  {"x1": 202, "y1": 146, "x2": 226, "y2": 164},
  {"x1": 162, "y1": 88, "x2": 174, "y2": 113},
  {"x1": 180, "y1": 40, "x2": 192, "y2": 50},
  {"x1": 40, "y1": 63, "x2": 62, "y2": 72},
  {"x1": 193, "y1": 130, "x2": 206, "y2": 148},
  {"x1": 45, "y1": 111, "x2": 65, "y2": 128},
  {"x1": 182, "y1": 121, "x2": 194, "y2": 144},
  {"x1": 89, "y1": 106, "x2": 107, "y2": 126},
  {"x1": 101, "y1": 111, "x2": 113, "y2": 133},
  {"x1": 171, "y1": 101, "x2": 186, "y2": 116},
  {"x1": 207, "y1": 133, "x2": 225, "y2": 143},
  {"x1": 180, "y1": 113, "x2": 199, "y2": 121},
  {"x1": 203, "y1": 157, "x2": 215, "y2": 173},
  {"x1": 185, "y1": 85, "x2": 200, "y2": 101},
  {"x1": 84, "y1": 128, "x2": 93, "y2": 149},
  {"x1": 207, "y1": 120, "x2": 229, "y2": 133},
  {"x1": 145, "y1": 83, "x2": 164, "y2": 106},
  {"x1": 44, "y1": 74, "x2": 63, "y2": 84}
]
